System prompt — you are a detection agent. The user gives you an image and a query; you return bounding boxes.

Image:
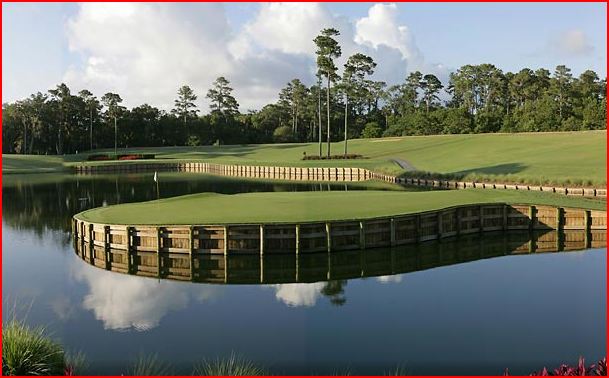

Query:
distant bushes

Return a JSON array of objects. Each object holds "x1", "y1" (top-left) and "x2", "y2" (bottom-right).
[
  {"x1": 397, "y1": 170, "x2": 605, "y2": 188},
  {"x1": 302, "y1": 154, "x2": 364, "y2": 160},
  {"x1": 87, "y1": 154, "x2": 155, "y2": 161}
]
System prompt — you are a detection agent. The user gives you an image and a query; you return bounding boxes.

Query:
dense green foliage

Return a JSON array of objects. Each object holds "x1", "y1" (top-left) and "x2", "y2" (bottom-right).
[
  {"x1": 2, "y1": 319, "x2": 66, "y2": 376},
  {"x1": 3, "y1": 61, "x2": 605, "y2": 155},
  {"x1": 75, "y1": 189, "x2": 606, "y2": 225}
]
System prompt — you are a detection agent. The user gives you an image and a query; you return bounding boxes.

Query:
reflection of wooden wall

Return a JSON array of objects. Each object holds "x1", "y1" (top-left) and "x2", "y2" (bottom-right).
[
  {"x1": 75, "y1": 162, "x2": 607, "y2": 198},
  {"x1": 74, "y1": 204, "x2": 606, "y2": 257},
  {"x1": 74, "y1": 229, "x2": 607, "y2": 285}
]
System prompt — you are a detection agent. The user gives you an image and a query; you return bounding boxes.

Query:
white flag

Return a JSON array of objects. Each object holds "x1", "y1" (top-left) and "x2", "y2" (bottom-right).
[{"x1": 154, "y1": 171, "x2": 157, "y2": 182}]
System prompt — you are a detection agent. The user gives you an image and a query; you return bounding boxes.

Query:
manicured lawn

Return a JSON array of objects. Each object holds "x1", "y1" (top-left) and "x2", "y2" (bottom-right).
[
  {"x1": 1, "y1": 155, "x2": 69, "y2": 174},
  {"x1": 4, "y1": 131, "x2": 606, "y2": 186},
  {"x1": 75, "y1": 189, "x2": 606, "y2": 225}
]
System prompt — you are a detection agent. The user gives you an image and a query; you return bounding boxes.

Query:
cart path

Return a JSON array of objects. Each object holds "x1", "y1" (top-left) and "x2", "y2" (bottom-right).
[{"x1": 390, "y1": 158, "x2": 417, "y2": 172}]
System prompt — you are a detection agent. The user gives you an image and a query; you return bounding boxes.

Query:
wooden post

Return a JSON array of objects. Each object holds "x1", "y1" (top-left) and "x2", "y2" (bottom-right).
[
  {"x1": 479, "y1": 205, "x2": 484, "y2": 234},
  {"x1": 260, "y1": 255, "x2": 264, "y2": 284},
  {"x1": 552, "y1": 227, "x2": 563, "y2": 251},
  {"x1": 528, "y1": 235, "x2": 536, "y2": 254},
  {"x1": 80, "y1": 222, "x2": 85, "y2": 256},
  {"x1": 224, "y1": 254, "x2": 228, "y2": 284},
  {"x1": 88, "y1": 223, "x2": 94, "y2": 264},
  {"x1": 295, "y1": 224, "x2": 300, "y2": 254},
  {"x1": 189, "y1": 226, "x2": 194, "y2": 255},
  {"x1": 224, "y1": 226, "x2": 229, "y2": 256},
  {"x1": 584, "y1": 210, "x2": 591, "y2": 248},
  {"x1": 190, "y1": 254, "x2": 195, "y2": 282},
  {"x1": 359, "y1": 221, "x2": 365, "y2": 249},
  {"x1": 104, "y1": 225, "x2": 110, "y2": 270},
  {"x1": 456, "y1": 208, "x2": 462, "y2": 237},
  {"x1": 327, "y1": 250, "x2": 331, "y2": 281},
  {"x1": 529, "y1": 205, "x2": 536, "y2": 231},
  {"x1": 556, "y1": 207, "x2": 563, "y2": 230},
  {"x1": 390, "y1": 218, "x2": 396, "y2": 246},
  {"x1": 326, "y1": 222, "x2": 331, "y2": 253},
  {"x1": 415, "y1": 214, "x2": 422, "y2": 243},
  {"x1": 260, "y1": 225, "x2": 265, "y2": 256},
  {"x1": 125, "y1": 226, "x2": 132, "y2": 274},
  {"x1": 295, "y1": 253, "x2": 299, "y2": 282},
  {"x1": 437, "y1": 212, "x2": 443, "y2": 240},
  {"x1": 360, "y1": 248, "x2": 365, "y2": 277},
  {"x1": 502, "y1": 205, "x2": 508, "y2": 231},
  {"x1": 157, "y1": 227, "x2": 162, "y2": 278}
]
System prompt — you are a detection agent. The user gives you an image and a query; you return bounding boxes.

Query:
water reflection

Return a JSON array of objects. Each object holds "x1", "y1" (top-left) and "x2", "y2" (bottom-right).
[
  {"x1": 272, "y1": 282, "x2": 326, "y2": 307},
  {"x1": 70, "y1": 261, "x2": 224, "y2": 331},
  {"x1": 74, "y1": 229, "x2": 606, "y2": 285},
  {"x1": 70, "y1": 229, "x2": 605, "y2": 331}
]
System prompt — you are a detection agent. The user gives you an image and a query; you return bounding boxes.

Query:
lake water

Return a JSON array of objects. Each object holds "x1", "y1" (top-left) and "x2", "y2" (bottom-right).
[{"x1": 2, "y1": 173, "x2": 606, "y2": 375}]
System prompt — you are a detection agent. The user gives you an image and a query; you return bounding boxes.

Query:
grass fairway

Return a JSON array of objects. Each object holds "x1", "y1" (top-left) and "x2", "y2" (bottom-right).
[
  {"x1": 75, "y1": 189, "x2": 606, "y2": 225},
  {"x1": 4, "y1": 131, "x2": 606, "y2": 186},
  {"x1": 1, "y1": 155, "x2": 69, "y2": 174}
]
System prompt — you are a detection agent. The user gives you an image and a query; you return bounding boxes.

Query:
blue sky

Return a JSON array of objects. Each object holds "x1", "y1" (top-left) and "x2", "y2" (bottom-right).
[{"x1": 2, "y1": 2, "x2": 606, "y2": 110}]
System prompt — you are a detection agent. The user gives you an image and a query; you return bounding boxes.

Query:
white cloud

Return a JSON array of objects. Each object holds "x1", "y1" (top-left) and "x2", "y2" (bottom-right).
[
  {"x1": 71, "y1": 260, "x2": 224, "y2": 331},
  {"x1": 65, "y1": 3, "x2": 233, "y2": 110},
  {"x1": 376, "y1": 274, "x2": 403, "y2": 284},
  {"x1": 229, "y1": 3, "x2": 334, "y2": 58},
  {"x1": 272, "y1": 282, "x2": 325, "y2": 307},
  {"x1": 548, "y1": 29, "x2": 594, "y2": 56},
  {"x1": 355, "y1": 4, "x2": 420, "y2": 62},
  {"x1": 64, "y1": 2, "x2": 447, "y2": 112}
]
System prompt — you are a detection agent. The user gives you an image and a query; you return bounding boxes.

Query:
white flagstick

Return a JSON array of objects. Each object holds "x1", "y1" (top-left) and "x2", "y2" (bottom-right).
[{"x1": 154, "y1": 171, "x2": 160, "y2": 202}]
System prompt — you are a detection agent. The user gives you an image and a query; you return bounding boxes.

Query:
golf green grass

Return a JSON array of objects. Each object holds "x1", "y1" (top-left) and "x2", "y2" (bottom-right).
[
  {"x1": 4, "y1": 131, "x2": 606, "y2": 186},
  {"x1": 75, "y1": 189, "x2": 606, "y2": 225},
  {"x1": 1, "y1": 155, "x2": 69, "y2": 174}
]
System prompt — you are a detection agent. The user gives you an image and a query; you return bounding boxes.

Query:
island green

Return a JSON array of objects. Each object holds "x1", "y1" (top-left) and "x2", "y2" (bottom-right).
[{"x1": 75, "y1": 189, "x2": 606, "y2": 225}]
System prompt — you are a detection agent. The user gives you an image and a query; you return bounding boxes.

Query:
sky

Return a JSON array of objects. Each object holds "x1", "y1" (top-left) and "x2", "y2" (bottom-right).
[{"x1": 2, "y1": 2, "x2": 607, "y2": 112}]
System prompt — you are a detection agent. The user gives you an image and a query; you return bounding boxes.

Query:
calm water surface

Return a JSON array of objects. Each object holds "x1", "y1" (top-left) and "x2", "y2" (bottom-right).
[{"x1": 2, "y1": 173, "x2": 606, "y2": 375}]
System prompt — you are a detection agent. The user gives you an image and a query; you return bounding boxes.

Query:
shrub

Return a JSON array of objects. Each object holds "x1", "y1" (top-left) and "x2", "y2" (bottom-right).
[
  {"x1": 302, "y1": 154, "x2": 364, "y2": 160},
  {"x1": 129, "y1": 352, "x2": 174, "y2": 376},
  {"x1": 192, "y1": 352, "x2": 267, "y2": 376},
  {"x1": 273, "y1": 125, "x2": 294, "y2": 143},
  {"x1": 361, "y1": 122, "x2": 382, "y2": 139},
  {"x1": 2, "y1": 319, "x2": 66, "y2": 376},
  {"x1": 504, "y1": 357, "x2": 605, "y2": 376},
  {"x1": 87, "y1": 154, "x2": 110, "y2": 161}
]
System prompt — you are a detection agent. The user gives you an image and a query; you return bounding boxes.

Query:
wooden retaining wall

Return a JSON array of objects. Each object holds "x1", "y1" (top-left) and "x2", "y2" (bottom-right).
[
  {"x1": 73, "y1": 228, "x2": 607, "y2": 284},
  {"x1": 76, "y1": 162, "x2": 370, "y2": 182},
  {"x1": 75, "y1": 162, "x2": 607, "y2": 198},
  {"x1": 73, "y1": 204, "x2": 606, "y2": 257}
]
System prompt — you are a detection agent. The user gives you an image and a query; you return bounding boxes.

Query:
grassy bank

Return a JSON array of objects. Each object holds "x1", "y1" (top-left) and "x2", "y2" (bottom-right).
[
  {"x1": 1, "y1": 155, "x2": 70, "y2": 174},
  {"x1": 4, "y1": 131, "x2": 606, "y2": 186},
  {"x1": 75, "y1": 189, "x2": 606, "y2": 225}
]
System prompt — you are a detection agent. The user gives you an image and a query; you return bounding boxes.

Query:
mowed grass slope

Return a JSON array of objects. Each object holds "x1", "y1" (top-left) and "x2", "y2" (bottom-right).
[
  {"x1": 1, "y1": 155, "x2": 68, "y2": 174},
  {"x1": 4, "y1": 131, "x2": 606, "y2": 186},
  {"x1": 75, "y1": 189, "x2": 606, "y2": 225}
]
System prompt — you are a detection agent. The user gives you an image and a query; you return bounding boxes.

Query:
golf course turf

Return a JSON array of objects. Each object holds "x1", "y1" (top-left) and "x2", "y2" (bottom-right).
[
  {"x1": 4, "y1": 131, "x2": 607, "y2": 187},
  {"x1": 75, "y1": 189, "x2": 606, "y2": 225}
]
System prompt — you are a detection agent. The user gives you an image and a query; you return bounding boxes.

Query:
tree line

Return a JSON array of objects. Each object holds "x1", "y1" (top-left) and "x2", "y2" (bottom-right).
[{"x1": 3, "y1": 28, "x2": 606, "y2": 156}]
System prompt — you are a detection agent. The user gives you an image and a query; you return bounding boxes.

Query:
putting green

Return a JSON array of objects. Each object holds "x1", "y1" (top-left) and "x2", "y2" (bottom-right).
[{"x1": 75, "y1": 189, "x2": 606, "y2": 225}]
